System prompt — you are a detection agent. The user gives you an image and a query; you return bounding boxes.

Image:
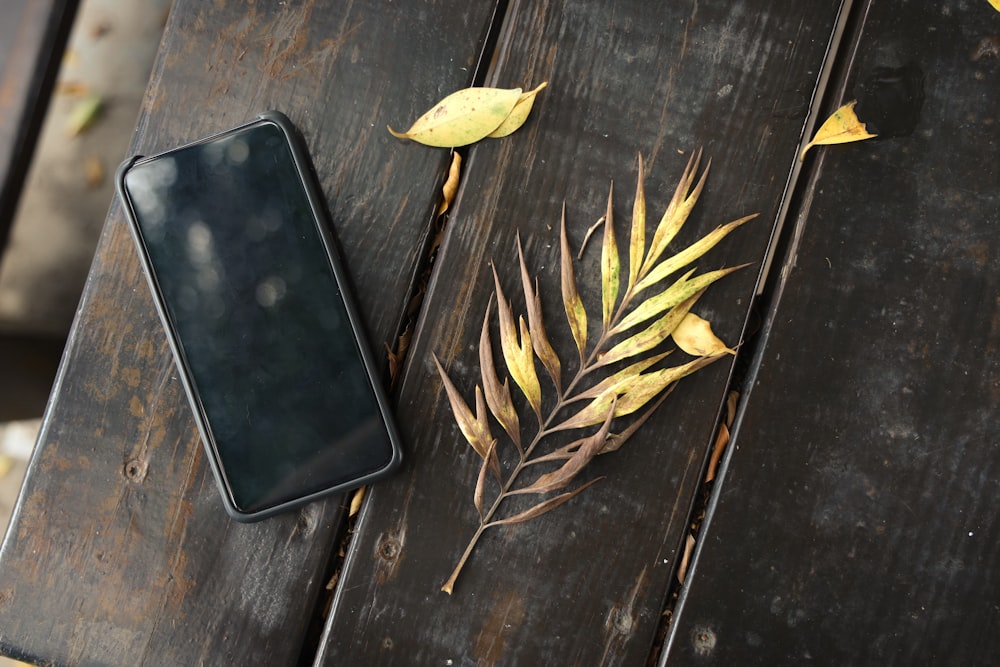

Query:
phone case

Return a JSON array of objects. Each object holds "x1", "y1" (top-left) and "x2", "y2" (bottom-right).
[{"x1": 116, "y1": 111, "x2": 402, "y2": 521}]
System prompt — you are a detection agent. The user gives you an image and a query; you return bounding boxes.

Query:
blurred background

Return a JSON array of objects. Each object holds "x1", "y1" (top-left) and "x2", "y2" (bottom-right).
[{"x1": 0, "y1": 4, "x2": 170, "y2": 653}]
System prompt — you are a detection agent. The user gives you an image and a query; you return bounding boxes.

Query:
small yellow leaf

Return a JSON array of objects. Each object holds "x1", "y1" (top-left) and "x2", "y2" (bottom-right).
[
  {"x1": 66, "y1": 94, "x2": 102, "y2": 137},
  {"x1": 487, "y1": 82, "x2": 548, "y2": 138},
  {"x1": 671, "y1": 312, "x2": 736, "y2": 356},
  {"x1": 388, "y1": 86, "x2": 522, "y2": 147},
  {"x1": 800, "y1": 100, "x2": 877, "y2": 160},
  {"x1": 990, "y1": 0, "x2": 1000, "y2": 12},
  {"x1": 437, "y1": 152, "x2": 462, "y2": 216}
]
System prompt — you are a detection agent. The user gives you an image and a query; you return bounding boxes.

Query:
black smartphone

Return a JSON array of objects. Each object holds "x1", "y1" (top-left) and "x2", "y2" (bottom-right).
[{"x1": 116, "y1": 111, "x2": 402, "y2": 522}]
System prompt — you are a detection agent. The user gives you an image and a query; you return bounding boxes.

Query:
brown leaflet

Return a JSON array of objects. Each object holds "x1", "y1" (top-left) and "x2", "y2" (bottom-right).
[
  {"x1": 486, "y1": 477, "x2": 604, "y2": 528},
  {"x1": 600, "y1": 384, "x2": 675, "y2": 454},
  {"x1": 433, "y1": 355, "x2": 492, "y2": 460},
  {"x1": 512, "y1": 399, "x2": 616, "y2": 495},
  {"x1": 518, "y1": 234, "x2": 561, "y2": 394},
  {"x1": 479, "y1": 300, "x2": 522, "y2": 453},
  {"x1": 474, "y1": 439, "x2": 499, "y2": 519}
]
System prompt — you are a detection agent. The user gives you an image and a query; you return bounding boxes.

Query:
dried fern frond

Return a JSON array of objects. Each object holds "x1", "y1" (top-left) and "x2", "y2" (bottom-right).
[{"x1": 436, "y1": 152, "x2": 757, "y2": 594}]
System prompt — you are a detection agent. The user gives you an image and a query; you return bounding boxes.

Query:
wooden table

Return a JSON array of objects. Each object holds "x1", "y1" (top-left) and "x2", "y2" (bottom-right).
[{"x1": 1, "y1": 1, "x2": 997, "y2": 664}]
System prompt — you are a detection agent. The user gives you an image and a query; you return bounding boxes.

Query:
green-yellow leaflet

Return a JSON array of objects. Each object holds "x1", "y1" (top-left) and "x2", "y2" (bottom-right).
[{"x1": 389, "y1": 84, "x2": 546, "y2": 147}]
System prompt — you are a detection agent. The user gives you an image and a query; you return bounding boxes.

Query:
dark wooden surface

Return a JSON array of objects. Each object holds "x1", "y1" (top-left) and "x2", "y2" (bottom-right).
[
  {"x1": 0, "y1": 0, "x2": 78, "y2": 250},
  {"x1": 666, "y1": 0, "x2": 1000, "y2": 664},
  {"x1": 3, "y1": 0, "x2": 998, "y2": 665},
  {"x1": 0, "y1": 1, "x2": 500, "y2": 665},
  {"x1": 318, "y1": 1, "x2": 842, "y2": 665}
]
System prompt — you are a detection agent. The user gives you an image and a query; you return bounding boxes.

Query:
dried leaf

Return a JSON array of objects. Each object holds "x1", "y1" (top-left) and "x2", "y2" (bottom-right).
[
  {"x1": 634, "y1": 214, "x2": 757, "y2": 296},
  {"x1": 493, "y1": 267, "x2": 542, "y2": 421},
  {"x1": 388, "y1": 86, "x2": 522, "y2": 147},
  {"x1": 518, "y1": 236, "x2": 561, "y2": 393},
  {"x1": 487, "y1": 82, "x2": 548, "y2": 138},
  {"x1": 513, "y1": 400, "x2": 616, "y2": 495},
  {"x1": 600, "y1": 385, "x2": 675, "y2": 454},
  {"x1": 671, "y1": 312, "x2": 736, "y2": 356},
  {"x1": 474, "y1": 439, "x2": 499, "y2": 519},
  {"x1": 479, "y1": 301, "x2": 521, "y2": 451},
  {"x1": 598, "y1": 291, "x2": 704, "y2": 368},
  {"x1": 433, "y1": 355, "x2": 493, "y2": 460},
  {"x1": 573, "y1": 351, "x2": 671, "y2": 401},
  {"x1": 83, "y1": 155, "x2": 104, "y2": 187},
  {"x1": 677, "y1": 534, "x2": 696, "y2": 584},
  {"x1": 643, "y1": 150, "x2": 707, "y2": 276},
  {"x1": 800, "y1": 100, "x2": 877, "y2": 160},
  {"x1": 560, "y1": 207, "x2": 588, "y2": 360},
  {"x1": 437, "y1": 152, "x2": 462, "y2": 216},
  {"x1": 487, "y1": 477, "x2": 603, "y2": 528},
  {"x1": 613, "y1": 264, "x2": 749, "y2": 335},
  {"x1": 626, "y1": 154, "x2": 647, "y2": 293},
  {"x1": 349, "y1": 486, "x2": 366, "y2": 517},
  {"x1": 601, "y1": 184, "x2": 620, "y2": 328},
  {"x1": 66, "y1": 94, "x2": 102, "y2": 137}
]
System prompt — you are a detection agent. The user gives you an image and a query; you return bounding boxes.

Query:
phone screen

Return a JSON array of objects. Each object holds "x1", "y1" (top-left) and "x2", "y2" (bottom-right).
[{"x1": 120, "y1": 118, "x2": 399, "y2": 518}]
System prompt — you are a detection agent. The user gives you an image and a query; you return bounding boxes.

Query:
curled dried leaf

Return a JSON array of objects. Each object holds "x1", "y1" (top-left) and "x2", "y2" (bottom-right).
[
  {"x1": 388, "y1": 86, "x2": 522, "y2": 147},
  {"x1": 671, "y1": 312, "x2": 736, "y2": 356},
  {"x1": 800, "y1": 100, "x2": 877, "y2": 160},
  {"x1": 437, "y1": 152, "x2": 462, "y2": 216},
  {"x1": 487, "y1": 82, "x2": 548, "y2": 138}
]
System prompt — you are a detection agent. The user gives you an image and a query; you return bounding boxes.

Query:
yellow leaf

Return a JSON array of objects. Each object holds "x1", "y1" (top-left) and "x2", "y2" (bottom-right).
[
  {"x1": 671, "y1": 312, "x2": 736, "y2": 356},
  {"x1": 626, "y1": 154, "x2": 646, "y2": 293},
  {"x1": 601, "y1": 184, "x2": 619, "y2": 328},
  {"x1": 348, "y1": 486, "x2": 366, "y2": 517},
  {"x1": 800, "y1": 100, "x2": 877, "y2": 160},
  {"x1": 388, "y1": 86, "x2": 522, "y2": 147},
  {"x1": 560, "y1": 208, "x2": 588, "y2": 360},
  {"x1": 437, "y1": 152, "x2": 462, "y2": 216},
  {"x1": 990, "y1": 0, "x2": 1000, "y2": 12},
  {"x1": 487, "y1": 82, "x2": 547, "y2": 138},
  {"x1": 66, "y1": 94, "x2": 102, "y2": 137}
]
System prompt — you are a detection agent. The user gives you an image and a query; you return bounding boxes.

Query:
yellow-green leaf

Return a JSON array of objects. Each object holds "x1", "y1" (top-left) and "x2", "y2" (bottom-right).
[
  {"x1": 388, "y1": 86, "x2": 522, "y2": 147},
  {"x1": 560, "y1": 207, "x2": 588, "y2": 360},
  {"x1": 613, "y1": 263, "x2": 749, "y2": 335},
  {"x1": 597, "y1": 291, "x2": 704, "y2": 368},
  {"x1": 800, "y1": 100, "x2": 877, "y2": 160},
  {"x1": 642, "y1": 150, "x2": 708, "y2": 277},
  {"x1": 493, "y1": 267, "x2": 542, "y2": 421},
  {"x1": 573, "y1": 351, "x2": 671, "y2": 401},
  {"x1": 601, "y1": 184, "x2": 620, "y2": 329},
  {"x1": 487, "y1": 82, "x2": 548, "y2": 138},
  {"x1": 66, "y1": 94, "x2": 102, "y2": 137},
  {"x1": 626, "y1": 154, "x2": 647, "y2": 293},
  {"x1": 634, "y1": 214, "x2": 757, "y2": 296},
  {"x1": 672, "y1": 312, "x2": 736, "y2": 356}
]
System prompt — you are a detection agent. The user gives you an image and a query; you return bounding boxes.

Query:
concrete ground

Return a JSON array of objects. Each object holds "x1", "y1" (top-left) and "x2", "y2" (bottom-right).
[{"x1": 0, "y1": 2, "x2": 168, "y2": 663}]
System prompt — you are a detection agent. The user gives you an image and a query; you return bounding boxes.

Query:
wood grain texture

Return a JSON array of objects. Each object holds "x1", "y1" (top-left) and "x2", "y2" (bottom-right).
[
  {"x1": 666, "y1": 0, "x2": 1000, "y2": 664},
  {"x1": 319, "y1": 1, "x2": 844, "y2": 665},
  {"x1": 0, "y1": 0, "x2": 78, "y2": 248},
  {"x1": 0, "y1": 1, "x2": 498, "y2": 665}
]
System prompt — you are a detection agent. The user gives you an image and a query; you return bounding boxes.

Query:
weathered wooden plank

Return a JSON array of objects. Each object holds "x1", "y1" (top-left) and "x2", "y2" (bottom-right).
[
  {"x1": 666, "y1": 0, "x2": 1000, "y2": 664},
  {"x1": 0, "y1": 1, "x2": 499, "y2": 665},
  {"x1": 0, "y1": 0, "x2": 78, "y2": 249},
  {"x1": 320, "y1": 1, "x2": 844, "y2": 664}
]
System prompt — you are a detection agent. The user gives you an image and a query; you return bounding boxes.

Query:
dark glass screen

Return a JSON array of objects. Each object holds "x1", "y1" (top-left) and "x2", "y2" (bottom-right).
[{"x1": 123, "y1": 121, "x2": 395, "y2": 514}]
